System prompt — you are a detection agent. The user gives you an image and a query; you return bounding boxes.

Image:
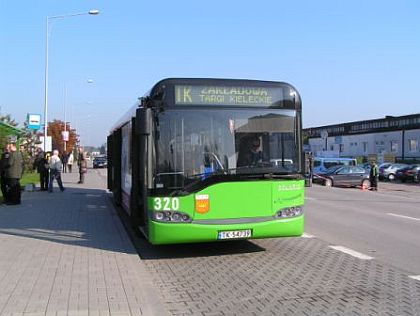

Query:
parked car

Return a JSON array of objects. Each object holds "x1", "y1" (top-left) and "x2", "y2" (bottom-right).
[
  {"x1": 378, "y1": 163, "x2": 408, "y2": 181},
  {"x1": 360, "y1": 162, "x2": 371, "y2": 169},
  {"x1": 395, "y1": 164, "x2": 420, "y2": 182},
  {"x1": 93, "y1": 156, "x2": 107, "y2": 168},
  {"x1": 313, "y1": 165, "x2": 370, "y2": 188},
  {"x1": 359, "y1": 162, "x2": 373, "y2": 173},
  {"x1": 312, "y1": 157, "x2": 357, "y2": 174}
]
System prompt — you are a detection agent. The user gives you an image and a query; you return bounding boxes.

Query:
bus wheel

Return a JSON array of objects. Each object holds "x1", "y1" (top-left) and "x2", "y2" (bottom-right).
[{"x1": 324, "y1": 179, "x2": 333, "y2": 187}]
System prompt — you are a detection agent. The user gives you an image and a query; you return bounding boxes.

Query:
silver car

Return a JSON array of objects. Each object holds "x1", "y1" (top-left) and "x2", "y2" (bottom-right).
[{"x1": 379, "y1": 163, "x2": 408, "y2": 181}]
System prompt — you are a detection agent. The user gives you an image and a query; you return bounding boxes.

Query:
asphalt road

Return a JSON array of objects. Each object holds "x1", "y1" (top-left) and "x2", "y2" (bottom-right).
[{"x1": 305, "y1": 182, "x2": 420, "y2": 275}]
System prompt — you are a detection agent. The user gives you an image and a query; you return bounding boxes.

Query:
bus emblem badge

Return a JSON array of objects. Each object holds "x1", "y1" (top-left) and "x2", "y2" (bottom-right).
[{"x1": 195, "y1": 194, "x2": 210, "y2": 214}]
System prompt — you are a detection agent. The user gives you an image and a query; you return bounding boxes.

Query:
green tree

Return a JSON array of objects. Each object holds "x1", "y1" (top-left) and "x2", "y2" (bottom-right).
[
  {"x1": 0, "y1": 113, "x2": 21, "y2": 151},
  {"x1": 99, "y1": 143, "x2": 106, "y2": 154},
  {"x1": 0, "y1": 113, "x2": 18, "y2": 127},
  {"x1": 20, "y1": 121, "x2": 42, "y2": 172}
]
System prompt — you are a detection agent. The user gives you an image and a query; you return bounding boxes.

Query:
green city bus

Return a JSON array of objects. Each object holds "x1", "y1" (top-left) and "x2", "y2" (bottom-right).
[{"x1": 108, "y1": 78, "x2": 305, "y2": 244}]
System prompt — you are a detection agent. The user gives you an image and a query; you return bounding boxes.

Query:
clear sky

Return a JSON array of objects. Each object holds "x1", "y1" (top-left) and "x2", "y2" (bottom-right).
[{"x1": 1, "y1": 0, "x2": 419, "y2": 146}]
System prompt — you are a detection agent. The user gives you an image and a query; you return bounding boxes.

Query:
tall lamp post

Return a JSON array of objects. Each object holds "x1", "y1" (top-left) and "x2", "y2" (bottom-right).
[
  {"x1": 43, "y1": 9, "x2": 99, "y2": 152},
  {"x1": 63, "y1": 85, "x2": 68, "y2": 153},
  {"x1": 62, "y1": 79, "x2": 93, "y2": 153}
]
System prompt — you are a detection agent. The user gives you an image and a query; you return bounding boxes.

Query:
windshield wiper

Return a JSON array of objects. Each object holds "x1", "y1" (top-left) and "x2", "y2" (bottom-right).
[
  {"x1": 169, "y1": 168, "x2": 301, "y2": 196},
  {"x1": 169, "y1": 171, "x2": 228, "y2": 196},
  {"x1": 171, "y1": 167, "x2": 301, "y2": 196}
]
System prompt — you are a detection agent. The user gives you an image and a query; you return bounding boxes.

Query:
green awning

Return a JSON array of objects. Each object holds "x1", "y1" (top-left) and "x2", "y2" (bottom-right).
[{"x1": 0, "y1": 121, "x2": 23, "y2": 146}]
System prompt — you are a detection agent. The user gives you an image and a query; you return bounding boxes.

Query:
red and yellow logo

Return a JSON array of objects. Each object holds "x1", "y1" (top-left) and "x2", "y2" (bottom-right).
[{"x1": 195, "y1": 194, "x2": 210, "y2": 214}]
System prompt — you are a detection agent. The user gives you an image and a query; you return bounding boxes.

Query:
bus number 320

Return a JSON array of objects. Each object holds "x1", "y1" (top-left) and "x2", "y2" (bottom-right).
[{"x1": 153, "y1": 197, "x2": 180, "y2": 211}]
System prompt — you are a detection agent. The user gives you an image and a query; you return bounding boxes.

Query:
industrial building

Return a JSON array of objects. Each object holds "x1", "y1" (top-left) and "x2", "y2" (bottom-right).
[{"x1": 304, "y1": 113, "x2": 420, "y2": 162}]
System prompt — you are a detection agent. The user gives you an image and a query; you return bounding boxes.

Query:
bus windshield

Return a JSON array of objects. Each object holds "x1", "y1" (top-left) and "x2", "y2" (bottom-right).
[{"x1": 154, "y1": 108, "x2": 299, "y2": 191}]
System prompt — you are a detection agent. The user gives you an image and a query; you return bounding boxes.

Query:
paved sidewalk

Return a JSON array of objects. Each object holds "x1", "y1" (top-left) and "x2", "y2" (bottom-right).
[{"x1": 0, "y1": 170, "x2": 167, "y2": 316}]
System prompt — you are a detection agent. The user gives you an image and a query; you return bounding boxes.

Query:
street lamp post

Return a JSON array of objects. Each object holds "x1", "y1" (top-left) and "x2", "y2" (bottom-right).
[
  {"x1": 62, "y1": 79, "x2": 93, "y2": 153},
  {"x1": 63, "y1": 85, "x2": 68, "y2": 152},
  {"x1": 43, "y1": 9, "x2": 99, "y2": 152}
]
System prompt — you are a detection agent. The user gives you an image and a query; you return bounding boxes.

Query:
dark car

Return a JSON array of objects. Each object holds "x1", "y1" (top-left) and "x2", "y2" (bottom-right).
[
  {"x1": 313, "y1": 165, "x2": 370, "y2": 188},
  {"x1": 93, "y1": 156, "x2": 107, "y2": 168},
  {"x1": 395, "y1": 164, "x2": 420, "y2": 182}
]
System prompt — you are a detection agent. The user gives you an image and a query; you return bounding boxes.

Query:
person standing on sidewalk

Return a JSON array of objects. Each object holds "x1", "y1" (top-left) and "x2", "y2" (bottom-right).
[
  {"x1": 67, "y1": 151, "x2": 74, "y2": 173},
  {"x1": 369, "y1": 160, "x2": 379, "y2": 191},
  {"x1": 4, "y1": 139, "x2": 24, "y2": 204},
  {"x1": 48, "y1": 149, "x2": 65, "y2": 192},
  {"x1": 33, "y1": 148, "x2": 49, "y2": 191},
  {"x1": 61, "y1": 152, "x2": 68, "y2": 173},
  {"x1": 0, "y1": 145, "x2": 11, "y2": 202},
  {"x1": 77, "y1": 147, "x2": 87, "y2": 184}
]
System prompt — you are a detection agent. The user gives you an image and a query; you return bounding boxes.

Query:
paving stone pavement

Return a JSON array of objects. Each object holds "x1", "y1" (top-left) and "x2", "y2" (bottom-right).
[
  {"x1": 135, "y1": 232, "x2": 420, "y2": 316},
  {"x1": 0, "y1": 170, "x2": 167, "y2": 316}
]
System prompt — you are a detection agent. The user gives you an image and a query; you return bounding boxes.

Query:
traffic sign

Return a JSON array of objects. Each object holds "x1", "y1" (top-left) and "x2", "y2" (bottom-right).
[{"x1": 27, "y1": 113, "x2": 41, "y2": 130}]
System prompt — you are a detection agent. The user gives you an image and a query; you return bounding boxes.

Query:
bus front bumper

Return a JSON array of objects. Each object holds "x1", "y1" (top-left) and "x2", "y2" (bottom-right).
[{"x1": 147, "y1": 215, "x2": 304, "y2": 245}]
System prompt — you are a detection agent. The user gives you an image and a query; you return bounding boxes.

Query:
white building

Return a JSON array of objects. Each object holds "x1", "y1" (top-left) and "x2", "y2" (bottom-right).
[{"x1": 304, "y1": 114, "x2": 420, "y2": 161}]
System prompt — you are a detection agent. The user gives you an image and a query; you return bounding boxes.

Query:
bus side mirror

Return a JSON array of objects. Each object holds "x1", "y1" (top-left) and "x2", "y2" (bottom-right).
[{"x1": 136, "y1": 108, "x2": 152, "y2": 135}]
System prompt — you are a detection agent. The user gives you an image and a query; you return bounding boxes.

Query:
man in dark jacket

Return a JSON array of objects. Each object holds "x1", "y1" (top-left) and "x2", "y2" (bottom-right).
[
  {"x1": 237, "y1": 136, "x2": 262, "y2": 167},
  {"x1": 369, "y1": 161, "x2": 379, "y2": 191},
  {"x1": 0, "y1": 146, "x2": 11, "y2": 202},
  {"x1": 4, "y1": 140, "x2": 23, "y2": 204},
  {"x1": 33, "y1": 148, "x2": 49, "y2": 191},
  {"x1": 61, "y1": 152, "x2": 68, "y2": 173},
  {"x1": 77, "y1": 147, "x2": 87, "y2": 184}
]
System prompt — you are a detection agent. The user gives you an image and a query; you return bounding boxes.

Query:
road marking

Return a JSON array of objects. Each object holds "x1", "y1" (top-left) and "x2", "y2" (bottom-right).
[
  {"x1": 387, "y1": 213, "x2": 420, "y2": 221},
  {"x1": 409, "y1": 275, "x2": 420, "y2": 282},
  {"x1": 329, "y1": 246, "x2": 374, "y2": 260},
  {"x1": 302, "y1": 233, "x2": 315, "y2": 238}
]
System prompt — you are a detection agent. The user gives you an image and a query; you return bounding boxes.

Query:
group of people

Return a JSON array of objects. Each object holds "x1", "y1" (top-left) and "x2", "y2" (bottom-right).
[
  {"x1": 0, "y1": 143, "x2": 89, "y2": 205},
  {"x1": 33, "y1": 147, "x2": 88, "y2": 193},
  {"x1": 0, "y1": 138, "x2": 24, "y2": 205}
]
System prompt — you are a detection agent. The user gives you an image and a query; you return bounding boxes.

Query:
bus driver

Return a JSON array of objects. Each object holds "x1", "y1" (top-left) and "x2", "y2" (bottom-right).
[{"x1": 237, "y1": 136, "x2": 262, "y2": 167}]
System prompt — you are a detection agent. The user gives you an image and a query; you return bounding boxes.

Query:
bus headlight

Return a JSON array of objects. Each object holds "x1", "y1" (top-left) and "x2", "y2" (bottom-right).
[
  {"x1": 275, "y1": 206, "x2": 304, "y2": 218},
  {"x1": 153, "y1": 211, "x2": 191, "y2": 223},
  {"x1": 155, "y1": 212, "x2": 165, "y2": 221},
  {"x1": 171, "y1": 212, "x2": 182, "y2": 221}
]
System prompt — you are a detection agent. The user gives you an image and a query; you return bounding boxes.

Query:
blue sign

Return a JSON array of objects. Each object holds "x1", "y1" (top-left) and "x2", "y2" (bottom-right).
[{"x1": 27, "y1": 113, "x2": 41, "y2": 130}]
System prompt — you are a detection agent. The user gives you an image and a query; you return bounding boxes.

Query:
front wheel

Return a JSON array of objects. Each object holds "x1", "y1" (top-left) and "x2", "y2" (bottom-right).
[
  {"x1": 324, "y1": 178, "x2": 333, "y2": 187},
  {"x1": 388, "y1": 173, "x2": 395, "y2": 181}
]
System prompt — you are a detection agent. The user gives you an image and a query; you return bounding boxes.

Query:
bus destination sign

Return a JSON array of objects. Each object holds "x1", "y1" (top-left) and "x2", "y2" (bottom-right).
[{"x1": 175, "y1": 85, "x2": 284, "y2": 107}]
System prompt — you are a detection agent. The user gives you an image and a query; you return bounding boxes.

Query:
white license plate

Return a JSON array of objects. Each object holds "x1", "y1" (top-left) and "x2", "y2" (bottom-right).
[{"x1": 217, "y1": 229, "x2": 252, "y2": 240}]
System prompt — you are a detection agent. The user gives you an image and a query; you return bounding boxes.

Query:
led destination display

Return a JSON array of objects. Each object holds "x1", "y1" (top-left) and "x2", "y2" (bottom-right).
[{"x1": 175, "y1": 85, "x2": 284, "y2": 107}]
